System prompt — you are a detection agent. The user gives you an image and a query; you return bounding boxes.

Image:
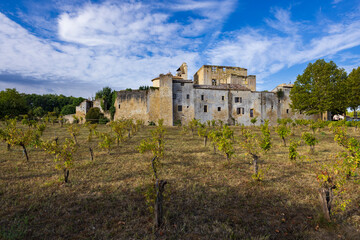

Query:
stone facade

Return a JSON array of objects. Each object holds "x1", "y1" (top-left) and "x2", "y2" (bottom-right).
[
  {"x1": 194, "y1": 65, "x2": 256, "y2": 91},
  {"x1": 111, "y1": 63, "x2": 320, "y2": 126}
]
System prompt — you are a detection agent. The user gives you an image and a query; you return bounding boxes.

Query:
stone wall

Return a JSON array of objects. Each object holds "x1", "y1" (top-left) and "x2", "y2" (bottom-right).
[
  {"x1": 114, "y1": 89, "x2": 160, "y2": 124},
  {"x1": 159, "y1": 74, "x2": 174, "y2": 126}
]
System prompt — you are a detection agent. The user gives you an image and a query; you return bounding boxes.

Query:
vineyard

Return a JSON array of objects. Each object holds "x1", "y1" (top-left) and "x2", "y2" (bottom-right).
[{"x1": 0, "y1": 119, "x2": 359, "y2": 239}]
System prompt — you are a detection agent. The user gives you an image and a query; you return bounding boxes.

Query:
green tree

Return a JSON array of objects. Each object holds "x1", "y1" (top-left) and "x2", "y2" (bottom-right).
[
  {"x1": 345, "y1": 66, "x2": 360, "y2": 118},
  {"x1": 60, "y1": 105, "x2": 76, "y2": 115},
  {"x1": 95, "y1": 87, "x2": 113, "y2": 111},
  {"x1": 290, "y1": 59, "x2": 347, "y2": 116},
  {"x1": 33, "y1": 106, "x2": 45, "y2": 118},
  {"x1": 0, "y1": 89, "x2": 28, "y2": 118}
]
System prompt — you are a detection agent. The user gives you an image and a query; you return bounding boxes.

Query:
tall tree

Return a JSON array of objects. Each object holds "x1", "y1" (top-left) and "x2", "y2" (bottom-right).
[
  {"x1": 290, "y1": 59, "x2": 347, "y2": 117},
  {"x1": 346, "y1": 66, "x2": 360, "y2": 118},
  {"x1": 0, "y1": 88, "x2": 28, "y2": 118},
  {"x1": 95, "y1": 87, "x2": 113, "y2": 111}
]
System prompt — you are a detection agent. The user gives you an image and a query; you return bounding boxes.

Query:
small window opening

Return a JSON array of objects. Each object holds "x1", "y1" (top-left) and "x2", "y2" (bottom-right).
[
  {"x1": 286, "y1": 109, "x2": 289, "y2": 114},
  {"x1": 178, "y1": 105, "x2": 182, "y2": 112},
  {"x1": 187, "y1": 106, "x2": 189, "y2": 108},
  {"x1": 212, "y1": 79, "x2": 217, "y2": 86},
  {"x1": 235, "y1": 97, "x2": 240, "y2": 103},
  {"x1": 237, "y1": 108, "x2": 241, "y2": 115},
  {"x1": 242, "y1": 108, "x2": 244, "y2": 114},
  {"x1": 186, "y1": 94, "x2": 190, "y2": 99},
  {"x1": 240, "y1": 97, "x2": 242, "y2": 103},
  {"x1": 181, "y1": 83, "x2": 184, "y2": 86},
  {"x1": 218, "y1": 107, "x2": 221, "y2": 111},
  {"x1": 173, "y1": 94, "x2": 176, "y2": 99},
  {"x1": 271, "y1": 105, "x2": 273, "y2": 110},
  {"x1": 250, "y1": 109, "x2": 254, "y2": 118},
  {"x1": 118, "y1": 104, "x2": 120, "y2": 109},
  {"x1": 223, "y1": 67, "x2": 226, "y2": 72},
  {"x1": 201, "y1": 95, "x2": 204, "y2": 100},
  {"x1": 221, "y1": 96, "x2": 224, "y2": 100},
  {"x1": 204, "y1": 105, "x2": 207, "y2": 112},
  {"x1": 211, "y1": 66, "x2": 217, "y2": 72}
]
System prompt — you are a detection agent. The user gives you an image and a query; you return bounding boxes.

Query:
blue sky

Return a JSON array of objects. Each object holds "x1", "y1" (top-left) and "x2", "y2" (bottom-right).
[{"x1": 0, "y1": 0, "x2": 360, "y2": 97}]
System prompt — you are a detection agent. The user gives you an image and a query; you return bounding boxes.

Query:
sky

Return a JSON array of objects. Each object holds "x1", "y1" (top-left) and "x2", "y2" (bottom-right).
[{"x1": 0, "y1": 0, "x2": 360, "y2": 98}]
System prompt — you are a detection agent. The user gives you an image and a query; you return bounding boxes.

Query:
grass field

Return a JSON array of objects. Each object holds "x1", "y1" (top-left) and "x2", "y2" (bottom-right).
[{"x1": 0, "y1": 123, "x2": 359, "y2": 239}]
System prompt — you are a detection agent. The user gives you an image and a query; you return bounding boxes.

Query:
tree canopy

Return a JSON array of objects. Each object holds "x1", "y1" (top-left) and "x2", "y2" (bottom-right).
[
  {"x1": 95, "y1": 86, "x2": 113, "y2": 111},
  {"x1": 290, "y1": 59, "x2": 348, "y2": 115},
  {"x1": 345, "y1": 66, "x2": 360, "y2": 118},
  {"x1": 0, "y1": 88, "x2": 84, "y2": 119},
  {"x1": 0, "y1": 88, "x2": 28, "y2": 118}
]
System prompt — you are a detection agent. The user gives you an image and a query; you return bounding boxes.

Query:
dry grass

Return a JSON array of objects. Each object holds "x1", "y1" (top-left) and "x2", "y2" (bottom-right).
[{"x1": 0, "y1": 123, "x2": 359, "y2": 239}]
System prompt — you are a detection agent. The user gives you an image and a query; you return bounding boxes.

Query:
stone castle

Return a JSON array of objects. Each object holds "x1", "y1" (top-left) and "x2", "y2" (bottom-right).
[{"x1": 76, "y1": 63, "x2": 319, "y2": 126}]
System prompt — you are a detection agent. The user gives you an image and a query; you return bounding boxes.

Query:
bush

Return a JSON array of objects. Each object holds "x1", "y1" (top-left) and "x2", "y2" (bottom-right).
[
  {"x1": 99, "y1": 116, "x2": 110, "y2": 124},
  {"x1": 86, "y1": 107, "x2": 102, "y2": 124}
]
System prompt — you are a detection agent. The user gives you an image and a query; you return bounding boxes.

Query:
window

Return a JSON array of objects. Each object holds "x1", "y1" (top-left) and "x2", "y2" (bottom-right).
[
  {"x1": 204, "y1": 105, "x2": 207, "y2": 112},
  {"x1": 178, "y1": 105, "x2": 182, "y2": 112},
  {"x1": 181, "y1": 83, "x2": 184, "y2": 86},
  {"x1": 186, "y1": 94, "x2": 190, "y2": 99},
  {"x1": 218, "y1": 107, "x2": 221, "y2": 111},
  {"x1": 221, "y1": 96, "x2": 224, "y2": 100},
  {"x1": 237, "y1": 107, "x2": 244, "y2": 115},
  {"x1": 223, "y1": 67, "x2": 226, "y2": 72},
  {"x1": 212, "y1": 79, "x2": 217, "y2": 86},
  {"x1": 286, "y1": 109, "x2": 289, "y2": 114},
  {"x1": 240, "y1": 97, "x2": 242, "y2": 103},
  {"x1": 250, "y1": 109, "x2": 254, "y2": 118},
  {"x1": 118, "y1": 104, "x2": 120, "y2": 109},
  {"x1": 201, "y1": 95, "x2": 204, "y2": 100},
  {"x1": 235, "y1": 97, "x2": 240, "y2": 103},
  {"x1": 187, "y1": 106, "x2": 189, "y2": 108},
  {"x1": 271, "y1": 105, "x2": 273, "y2": 110},
  {"x1": 211, "y1": 66, "x2": 217, "y2": 72},
  {"x1": 173, "y1": 94, "x2": 176, "y2": 99}
]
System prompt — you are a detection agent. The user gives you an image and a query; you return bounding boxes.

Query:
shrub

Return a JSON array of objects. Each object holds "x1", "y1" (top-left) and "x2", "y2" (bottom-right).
[
  {"x1": 302, "y1": 132, "x2": 318, "y2": 153},
  {"x1": 86, "y1": 107, "x2": 101, "y2": 124},
  {"x1": 276, "y1": 124, "x2": 291, "y2": 146},
  {"x1": 85, "y1": 107, "x2": 109, "y2": 124},
  {"x1": 289, "y1": 141, "x2": 300, "y2": 162},
  {"x1": 99, "y1": 116, "x2": 110, "y2": 124}
]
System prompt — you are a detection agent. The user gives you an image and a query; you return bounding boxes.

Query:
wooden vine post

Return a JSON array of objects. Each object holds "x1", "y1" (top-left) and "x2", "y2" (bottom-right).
[{"x1": 318, "y1": 187, "x2": 333, "y2": 222}]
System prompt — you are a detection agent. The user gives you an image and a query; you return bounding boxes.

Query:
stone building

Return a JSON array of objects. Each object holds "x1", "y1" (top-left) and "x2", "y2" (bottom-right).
[{"x1": 112, "y1": 63, "x2": 319, "y2": 126}]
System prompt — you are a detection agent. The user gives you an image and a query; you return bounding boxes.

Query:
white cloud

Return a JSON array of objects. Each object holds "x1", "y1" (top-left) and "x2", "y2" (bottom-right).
[
  {"x1": 58, "y1": 2, "x2": 183, "y2": 50},
  {"x1": 0, "y1": 0, "x2": 237, "y2": 96},
  {"x1": 207, "y1": 9, "x2": 360, "y2": 85},
  {"x1": 332, "y1": 0, "x2": 343, "y2": 5}
]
